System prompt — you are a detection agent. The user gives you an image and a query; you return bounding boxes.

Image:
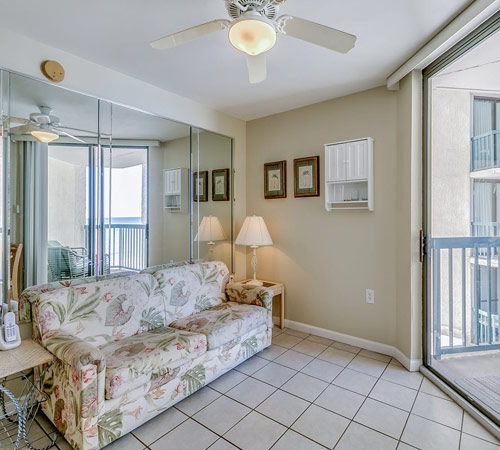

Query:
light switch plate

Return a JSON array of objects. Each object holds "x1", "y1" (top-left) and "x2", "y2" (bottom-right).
[{"x1": 366, "y1": 289, "x2": 375, "y2": 304}]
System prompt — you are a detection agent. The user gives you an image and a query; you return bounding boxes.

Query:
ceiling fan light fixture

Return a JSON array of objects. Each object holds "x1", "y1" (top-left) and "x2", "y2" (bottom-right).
[
  {"x1": 30, "y1": 128, "x2": 59, "y2": 144},
  {"x1": 229, "y1": 15, "x2": 276, "y2": 56}
]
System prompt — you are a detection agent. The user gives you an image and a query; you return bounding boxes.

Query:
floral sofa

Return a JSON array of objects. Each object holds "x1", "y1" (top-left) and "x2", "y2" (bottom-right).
[{"x1": 27, "y1": 261, "x2": 273, "y2": 450}]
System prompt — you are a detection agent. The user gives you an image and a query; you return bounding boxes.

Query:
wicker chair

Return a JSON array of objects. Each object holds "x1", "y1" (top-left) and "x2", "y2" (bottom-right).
[{"x1": 48, "y1": 241, "x2": 89, "y2": 282}]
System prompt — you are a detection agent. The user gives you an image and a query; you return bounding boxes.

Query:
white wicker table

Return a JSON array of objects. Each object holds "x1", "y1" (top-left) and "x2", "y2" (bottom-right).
[{"x1": 0, "y1": 341, "x2": 56, "y2": 450}]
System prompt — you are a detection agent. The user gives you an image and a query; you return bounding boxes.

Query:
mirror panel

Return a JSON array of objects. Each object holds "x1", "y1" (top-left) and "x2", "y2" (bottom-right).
[
  {"x1": 108, "y1": 103, "x2": 192, "y2": 268},
  {"x1": 192, "y1": 128, "x2": 233, "y2": 269},
  {"x1": 1, "y1": 70, "x2": 233, "y2": 324}
]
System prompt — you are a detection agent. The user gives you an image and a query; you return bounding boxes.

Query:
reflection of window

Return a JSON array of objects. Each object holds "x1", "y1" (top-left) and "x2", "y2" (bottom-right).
[
  {"x1": 472, "y1": 97, "x2": 500, "y2": 171},
  {"x1": 472, "y1": 180, "x2": 500, "y2": 236}
]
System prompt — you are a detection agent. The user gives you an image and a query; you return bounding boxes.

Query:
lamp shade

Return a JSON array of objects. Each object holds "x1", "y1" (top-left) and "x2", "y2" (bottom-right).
[
  {"x1": 235, "y1": 215, "x2": 273, "y2": 247},
  {"x1": 194, "y1": 216, "x2": 227, "y2": 242}
]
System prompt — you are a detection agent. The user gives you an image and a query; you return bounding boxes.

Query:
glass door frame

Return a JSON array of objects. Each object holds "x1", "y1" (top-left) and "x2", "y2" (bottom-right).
[{"x1": 423, "y1": 9, "x2": 500, "y2": 426}]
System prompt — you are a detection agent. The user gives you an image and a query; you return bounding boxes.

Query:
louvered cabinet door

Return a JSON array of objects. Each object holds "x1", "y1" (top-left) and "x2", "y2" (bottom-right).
[
  {"x1": 327, "y1": 143, "x2": 346, "y2": 181},
  {"x1": 346, "y1": 140, "x2": 368, "y2": 181}
]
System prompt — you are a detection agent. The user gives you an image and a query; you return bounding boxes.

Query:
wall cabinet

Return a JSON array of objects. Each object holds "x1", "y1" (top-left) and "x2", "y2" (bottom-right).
[
  {"x1": 325, "y1": 138, "x2": 374, "y2": 211},
  {"x1": 164, "y1": 168, "x2": 188, "y2": 212}
]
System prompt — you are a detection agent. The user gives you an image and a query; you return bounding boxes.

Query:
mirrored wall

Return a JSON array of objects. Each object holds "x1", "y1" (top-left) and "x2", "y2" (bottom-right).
[{"x1": 0, "y1": 70, "x2": 233, "y2": 322}]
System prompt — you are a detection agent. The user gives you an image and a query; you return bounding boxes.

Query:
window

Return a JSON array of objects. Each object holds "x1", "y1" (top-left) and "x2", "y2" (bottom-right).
[{"x1": 471, "y1": 97, "x2": 500, "y2": 171}]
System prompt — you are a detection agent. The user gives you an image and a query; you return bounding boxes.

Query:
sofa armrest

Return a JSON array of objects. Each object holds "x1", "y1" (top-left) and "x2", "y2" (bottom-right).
[
  {"x1": 226, "y1": 283, "x2": 274, "y2": 312},
  {"x1": 40, "y1": 330, "x2": 105, "y2": 449},
  {"x1": 42, "y1": 330, "x2": 105, "y2": 371}
]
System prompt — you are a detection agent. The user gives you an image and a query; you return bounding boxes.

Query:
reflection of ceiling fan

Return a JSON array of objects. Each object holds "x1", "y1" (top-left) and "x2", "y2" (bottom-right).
[
  {"x1": 8, "y1": 106, "x2": 87, "y2": 144},
  {"x1": 150, "y1": 0, "x2": 356, "y2": 84}
]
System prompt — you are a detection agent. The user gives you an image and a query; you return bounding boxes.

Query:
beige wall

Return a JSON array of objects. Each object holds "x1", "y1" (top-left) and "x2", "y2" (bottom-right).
[
  {"x1": 395, "y1": 71, "x2": 423, "y2": 361},
  {"x1": 148, "y1": 138, "x2": 191, "y2": 266},
  {"x1": 246, "y1": 78, "x2": 422, "y2": 362}
]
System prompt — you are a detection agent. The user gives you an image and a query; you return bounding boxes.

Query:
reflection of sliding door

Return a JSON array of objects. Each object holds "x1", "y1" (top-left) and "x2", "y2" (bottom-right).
[
  {"x1": 47, "y1": 144, "x2": 149, "y2": 281},
  {"x1": 48, "y1": 144, "x2": 92, "y2": 281},
  {"x1": 102, "y1": 147, "x2": 149, "y2": 273}
]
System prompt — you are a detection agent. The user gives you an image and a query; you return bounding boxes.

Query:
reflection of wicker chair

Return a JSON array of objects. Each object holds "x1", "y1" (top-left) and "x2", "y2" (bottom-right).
[
  {"x1": 9, "y1": 243, "x2": 23, "y2": 301},
  {"x1": 48, "y1": 242, "x2": 89, "y2": 282}
]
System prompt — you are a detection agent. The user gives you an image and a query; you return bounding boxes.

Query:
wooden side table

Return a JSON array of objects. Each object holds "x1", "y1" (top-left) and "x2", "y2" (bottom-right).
[
  {"x1": 0, "y1": 340, "x2": 56, "y2": 450},
  {"x1": 240, "y1": 280, "x2": 285, "y2": 329}
]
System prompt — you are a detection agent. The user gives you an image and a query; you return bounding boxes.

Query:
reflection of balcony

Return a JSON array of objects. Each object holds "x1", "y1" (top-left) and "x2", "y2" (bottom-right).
[
  {"x1": 84, "y1": 223, "x2": 147, "y2": 273},
  {"x1": 471, "y1": 130, "x2": 500, "y2": 171}
]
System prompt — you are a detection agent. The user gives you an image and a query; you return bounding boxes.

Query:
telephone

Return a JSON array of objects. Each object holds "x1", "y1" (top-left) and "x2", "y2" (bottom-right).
[{"x1": 0, "y1": 310, "x2": 21, "y2": 350}]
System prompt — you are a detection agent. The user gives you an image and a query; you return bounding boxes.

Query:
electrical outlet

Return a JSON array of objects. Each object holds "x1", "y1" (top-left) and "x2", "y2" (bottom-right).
[{"x1": 366, "y1": 289, "x2": 375, "y2": 304}]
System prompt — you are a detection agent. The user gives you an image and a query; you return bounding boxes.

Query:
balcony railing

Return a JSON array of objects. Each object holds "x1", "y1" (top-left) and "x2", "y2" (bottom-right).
[
  {"x1": 430, "y1": 236, "x2": 500, "y2": 358},
  {"x1": 85, "y1": 224, "x2": 147, "y2": 272},
  {"x1": 471, "y1": 130, "x2": 500, "y2": 171}
]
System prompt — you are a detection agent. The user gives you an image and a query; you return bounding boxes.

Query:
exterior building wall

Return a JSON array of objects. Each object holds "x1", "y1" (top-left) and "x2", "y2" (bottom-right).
[{"x1": 47, "y1": 157, "x2": 86, "y2": 248}]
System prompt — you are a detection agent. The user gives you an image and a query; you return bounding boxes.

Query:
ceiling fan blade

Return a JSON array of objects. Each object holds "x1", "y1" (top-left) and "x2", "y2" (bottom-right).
[
  {"x1": 246, "y1": 54, "x2": 267, "y2": 84},
  {"x1": 54, "y1": 128, "x2": 86, "y2": 143},
  {"x1": 8, "y1": 117, "x2": 31, "y2": 125},
  {"x1": 151, "y1": 19, "x2": 231, "y2": 50},
  {"x1": 279, "y1": 16, "x2": 356, "y2": 54},
  {"x1": 9, "y1": 124, "x2": 38, "y2": 135}
]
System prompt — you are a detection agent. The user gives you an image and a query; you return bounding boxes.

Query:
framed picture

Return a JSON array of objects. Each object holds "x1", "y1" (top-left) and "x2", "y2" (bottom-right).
[
  {"x1": 212, "y1": 168, "x2": 230, "y2": 201},
  {"x1": 193, "y1": 171, "x2": 208, "y2": 202},
  {"x1": 294, "y1": 156, "x2": 320, "y2": 197},
  {"x1": 264, "y1": 161, "x2": 287, "y2": 199}
]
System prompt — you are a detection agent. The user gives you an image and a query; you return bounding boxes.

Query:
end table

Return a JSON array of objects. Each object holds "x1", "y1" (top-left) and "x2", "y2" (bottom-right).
[{"x1": 0, "y1": 340, "x2": 56, "y2": 450}]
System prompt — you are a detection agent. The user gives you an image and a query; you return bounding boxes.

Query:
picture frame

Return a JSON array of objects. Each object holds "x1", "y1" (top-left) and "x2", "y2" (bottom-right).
[
  {"x1": 212, "y1": 168, "x2": 230, "y2": 201},
  {"x1": 193, "y1": 171, "x2": 208, "y2": 202},
  {"x1": 294, "y1": 156, "x2": 320, "y2": 197},
  {"x1": 264, "y1": 161, "x2": 287, "y2": 199}
]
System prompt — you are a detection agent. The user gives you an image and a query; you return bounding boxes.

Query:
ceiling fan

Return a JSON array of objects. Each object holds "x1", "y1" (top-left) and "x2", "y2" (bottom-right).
[
  {"x1": 7, "y1": 106, "x2": 88, "y2": 144},
  {"x1": 150, "y1": 0, "x2": 357, "y2": 84}
]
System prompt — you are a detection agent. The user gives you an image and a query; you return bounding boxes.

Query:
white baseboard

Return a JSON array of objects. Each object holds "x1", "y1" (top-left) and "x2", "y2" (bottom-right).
[{"x1": 273, "y1": 316, "x2": 421, "y2": 372}]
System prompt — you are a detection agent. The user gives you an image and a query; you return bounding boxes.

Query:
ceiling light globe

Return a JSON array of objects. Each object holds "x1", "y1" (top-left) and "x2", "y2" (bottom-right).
[
  {"x1": 229, "y1": 18, "x2": 276, "y2": 56},
  {"x1": 30, "y1": 129, "x2": 59, "y2": 144}
]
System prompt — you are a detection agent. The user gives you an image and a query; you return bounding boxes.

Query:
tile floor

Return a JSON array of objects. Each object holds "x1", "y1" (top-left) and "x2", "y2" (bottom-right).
[{"x1": 21, "y1": 327, "x2": 500, "y2": 450}]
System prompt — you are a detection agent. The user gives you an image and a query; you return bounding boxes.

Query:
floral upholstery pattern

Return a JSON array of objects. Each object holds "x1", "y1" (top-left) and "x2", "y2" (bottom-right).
[
  {"x1": 100, "y1": 324, "x2": 271, "y2": 445},
  {"x1": 39, "y1": 329, "x2": 107, "y2": 450},
  {"x1": 170, "y1": 302, "x2": 268, "y2": 350},
  {"x1": 140, "y1": 261, "x2": 191, "y2": 275},
  {"x1": 19, "y1": 271, "x2": 133, "y2": 323},
  {"x1": 99, "y1": 327, "x2": 207, "y2": 399},
  {"x1": 34, "y1": 274, "x2": 164, "y2": 345},
  {"x1": 226, "y1": 284, "x2": 274, "y2": 327},
  {"x1": 153, "y1": 261, "x2": 230, "y2": 322},
  {"x1": 31, "y1": 261, "x2": 273, "y2": 450}
]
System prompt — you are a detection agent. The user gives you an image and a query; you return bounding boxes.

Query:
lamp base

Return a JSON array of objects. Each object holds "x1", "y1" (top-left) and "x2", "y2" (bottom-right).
[{"x1": 245, "y1": 279, "x2": 263, "y2": 287}]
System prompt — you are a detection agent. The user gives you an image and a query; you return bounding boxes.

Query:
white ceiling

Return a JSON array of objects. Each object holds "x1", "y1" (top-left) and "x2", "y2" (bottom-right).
[{"x1": 0, "y1": 0, "x2": 472, "y2": 120}]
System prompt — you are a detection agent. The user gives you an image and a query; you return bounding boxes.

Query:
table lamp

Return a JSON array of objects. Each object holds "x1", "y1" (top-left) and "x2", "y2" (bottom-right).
[
  {"x1": 194, "y1": 216, "x2": 227, "y2": 261},
  {"x1": 235, "y1": 215, "x2": 273, "y2": 286}
]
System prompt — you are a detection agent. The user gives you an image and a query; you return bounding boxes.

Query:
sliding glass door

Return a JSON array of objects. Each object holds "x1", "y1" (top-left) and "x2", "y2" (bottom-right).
[{"x1": 424, "y1": 12, "x2": 500, "y2": 426}]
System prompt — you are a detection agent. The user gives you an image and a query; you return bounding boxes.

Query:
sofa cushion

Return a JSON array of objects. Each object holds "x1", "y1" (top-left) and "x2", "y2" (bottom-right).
[
  {"x1": 169, "y1": 302, "x2": 267, "y2": 350},
  {"x1": 100, "y1": 326, "x2": 207, "y2": 399},
  {"x1": 152, "y1": 261, "x2": 230, "y2": 322},
  {"x1": 35, "y1": 273, "x2": 165, "y2": 345}
]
